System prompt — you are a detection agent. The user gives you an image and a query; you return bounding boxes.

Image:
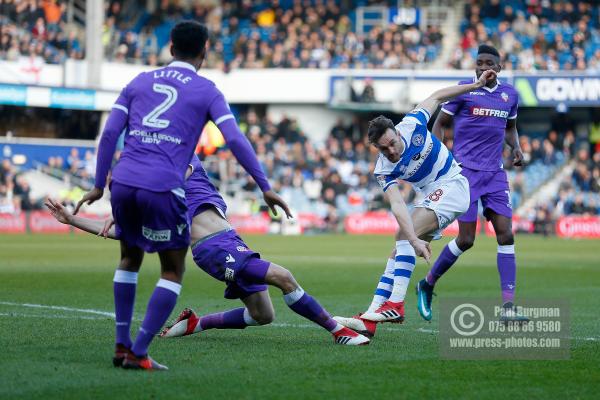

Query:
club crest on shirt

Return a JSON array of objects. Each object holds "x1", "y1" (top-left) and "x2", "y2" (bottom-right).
[
  {"x1": 501, "y1": 92, "x2": 509, "y2": 102},
  {"x1": 412, "y1": 133, "x2": 425, "y2": 146}
]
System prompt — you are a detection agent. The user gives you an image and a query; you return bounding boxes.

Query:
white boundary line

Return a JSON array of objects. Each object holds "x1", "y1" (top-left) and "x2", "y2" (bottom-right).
[
  {"x1": 0, "y1": 312, "x2": 108, "y2": 321},
  {"x1": 1, "y1": 301, "x2": 598, "y2": 342},
  {"x1": 0, "y1": 301, "x2": 115, "y2": 317}
]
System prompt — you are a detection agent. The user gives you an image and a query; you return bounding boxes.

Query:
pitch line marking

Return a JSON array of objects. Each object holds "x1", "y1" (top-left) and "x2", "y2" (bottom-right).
[
  {"x1": 1, "y1": 301, "x2": 599, "y2": 342},
  {"x1": 0, "y1": 301, "x2": 115, "y2": 317},
  {"x1": 0, "y1": 312, "x2": 108, "y2": 321}
]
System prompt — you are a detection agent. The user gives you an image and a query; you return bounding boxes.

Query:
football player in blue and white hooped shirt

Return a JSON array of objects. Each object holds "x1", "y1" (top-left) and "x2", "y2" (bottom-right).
[{"x1": 333, "y1": 70, "x2": 497, "y2": 332}]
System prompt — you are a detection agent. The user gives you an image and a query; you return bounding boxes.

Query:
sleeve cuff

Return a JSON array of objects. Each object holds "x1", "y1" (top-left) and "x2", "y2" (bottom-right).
[
  {"x1": 441, "y1": 108, "x2": 455, "y2": 116},
  {"x1": 258, "y1": 181, "x2": 272, "y2": 192},
  {"x1": 111, "y1": 104, "x2": 128, "y2": 114},
  {"x1": 382, "y1": 181, "x2": 398, "y2": 192},
  {"x1": 214, "y1": 114, "x2": 235, "y2": 125}
]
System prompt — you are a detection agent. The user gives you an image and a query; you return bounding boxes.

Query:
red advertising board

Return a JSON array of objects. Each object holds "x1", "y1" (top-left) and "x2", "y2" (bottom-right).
[
  {"x1": 483, "y1": 216, "x2": 534, "y2": 235},
  {"x1": 344, "y1": 213, "x2": 533, "y2": 236},
  {"x1": 0, "y1": 213, "x2": 26, "y2": 233},
  {"x1": 297, "y1": 213, "x2": 326, "y2": 231},
  {"x1": 229, "y1": 213, "x2": 270, "y2": 234},
  {"x1": 29, "y1": 210, "x2": 70, "y2": 233},
  {"x1": 556, "y1": 216, "x2": 600, "y2": 238},
  {"x1": 344, "y1": 212, "x2": 397, "y2": 234}
]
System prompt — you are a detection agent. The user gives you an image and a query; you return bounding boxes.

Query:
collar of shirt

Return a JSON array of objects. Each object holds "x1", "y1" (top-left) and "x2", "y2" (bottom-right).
[
  {"x1": 168, "y1": 61, "x2": 197, "y2": 72},
  {"x1": 472, "y1": 76, "x2": 500, "y2": 93}
]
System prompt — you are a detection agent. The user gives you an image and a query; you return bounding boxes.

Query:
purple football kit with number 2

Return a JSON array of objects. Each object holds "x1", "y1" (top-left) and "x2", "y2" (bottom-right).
[{"x1": 97, "y1": 62, "x2": 244, "y2": 252}]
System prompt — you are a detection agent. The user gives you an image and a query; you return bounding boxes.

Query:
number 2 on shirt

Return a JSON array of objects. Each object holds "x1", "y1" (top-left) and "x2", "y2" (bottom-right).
[{"x1": 142, "y1": 84, "x2": 178, "y2": 129}]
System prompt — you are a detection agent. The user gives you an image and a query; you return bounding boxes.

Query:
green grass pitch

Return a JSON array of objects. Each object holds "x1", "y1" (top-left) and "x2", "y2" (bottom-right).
[{"x1": 1, "y1": 233, "x2": 599, "y2": 399}]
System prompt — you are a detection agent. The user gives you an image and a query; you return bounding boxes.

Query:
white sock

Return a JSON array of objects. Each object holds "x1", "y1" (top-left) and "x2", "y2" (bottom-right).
[
  {"x1": 113, "y1": 270, "x2": 138, "y2": 284},
  {"x1": 243, "y1": 308, "x2": 259, "y2": 326},
  {"x1": 448, "y1": 238, "x2": 464, "y2": 256},
  {"x1": 366, "y1": 258, "x2": 395, "y2": 313},
  {"x1": 283, "y1": 287, "x2": 305, "y2": 305},
  {"x1": 156, "y1": 278, "x2": 182, "y2": 295},
  {"x1": 388, "y1": 240, "x2": 416, "y2": 303}
]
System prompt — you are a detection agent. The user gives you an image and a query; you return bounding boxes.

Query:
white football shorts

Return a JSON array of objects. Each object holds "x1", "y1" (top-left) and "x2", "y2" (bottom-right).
[{"x1": 414, "y1": 173, "x2": 470, "y2": 239}]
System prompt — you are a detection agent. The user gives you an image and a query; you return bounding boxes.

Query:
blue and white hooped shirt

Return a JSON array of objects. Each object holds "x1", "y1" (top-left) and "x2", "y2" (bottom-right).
[{"x1": 374, "y1": 108, "x2": 462, "y2": 192}]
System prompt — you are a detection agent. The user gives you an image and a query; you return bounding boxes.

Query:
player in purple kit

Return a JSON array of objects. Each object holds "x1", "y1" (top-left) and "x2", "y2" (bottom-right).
[
  {"x1": 74, "y1": 21, "x2": 291, "y2": 370},
  {"x1": 46, "y1": 155, "x2": 370, "y2": 348},
  {"x1": 415, "y1": 45, "x2": 527, "y2": 322}
]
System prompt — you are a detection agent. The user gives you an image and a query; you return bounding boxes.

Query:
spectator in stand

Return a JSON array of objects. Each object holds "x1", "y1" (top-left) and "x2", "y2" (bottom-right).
[
  {"x1": 451, "y1": 1, "x2": 600, "y2": 71},
  {"x1": 533, "y1": 204, "x2": 553, "y2": 236},
  {"x1": 0, "y1": 0, "x2": 82, "y2": 64},
  {"x1": 3, "y1": 0, "x2": 444, "y2": 68},
  {"x1": 360, "y1": 78, "x2": 376, "y2": 103},
  {"x1": 66, "y1": 147, "x2": 81, "y2": 174}
]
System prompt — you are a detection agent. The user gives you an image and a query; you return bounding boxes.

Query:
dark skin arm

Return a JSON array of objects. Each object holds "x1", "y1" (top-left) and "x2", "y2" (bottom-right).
[
  {"x1": 505, "y1": 119, "x2": 523, "y2": 167},
  {"x1": 431, "y1": 111, "x2": 454, "y2": 142}
]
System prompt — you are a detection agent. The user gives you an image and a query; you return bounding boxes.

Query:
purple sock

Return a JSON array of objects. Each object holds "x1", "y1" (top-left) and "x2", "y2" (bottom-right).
[
  {"x1": 131, "y1": 279, "x2": 181, "y2": 357},
  {"x1": 284, "y1": 287, "x2": 337, "y2": 332},
  {"x1": 113, "y1": 270, "x2": 138, "y2": 348},
  {"x1": 200, "y1": 308, "x2": 249, "y2": 330},
  {"x1": 497, "y1": 245, "x2": 516, "y2": 303},
  {"x1": 426, "y1": 239, "x2": 463, "y2": 286}
]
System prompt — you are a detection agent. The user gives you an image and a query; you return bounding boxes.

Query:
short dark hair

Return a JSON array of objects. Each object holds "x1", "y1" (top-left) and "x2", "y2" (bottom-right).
[
  {"x1": 478, "y1": 44, "x2": 500, "y2": 58},
  {"x1": 171, "y1": 20, "x2": 209, "y2": 59},
  {"x1": 368, "y1": 115, "x2": 395, "y2": 144}
]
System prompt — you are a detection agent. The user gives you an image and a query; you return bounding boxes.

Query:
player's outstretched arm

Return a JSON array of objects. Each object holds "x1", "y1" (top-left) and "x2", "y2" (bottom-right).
[
  {"x1": 208, "y1": 94, "x2": 292, "y2": 218},
  {"x1": 45, "y1": 198, "x2": 118, "y2": 239},
  {"x1": 432, "y1": 111, "x2": 453, "y2": 142},
  {"x1": 416, "y1": 70, "x2": 497, "y2": 119},
  {"x1": 385, "y1": 185, "x2": 431, "y2": 262}
]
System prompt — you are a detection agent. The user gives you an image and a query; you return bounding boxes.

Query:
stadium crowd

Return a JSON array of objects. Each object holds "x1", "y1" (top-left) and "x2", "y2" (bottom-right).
[
  {"x1": 105, "y1": 0, "x2": 443, "y2": 69},
  {"x1": 3, "y1": 0, "x2": 600, "y2": 72},
  {"x1": 0, "y1": 0, "x2": 83, "y2": 64},
  {"x1": 452, "y1": 0, "x2": 600, "y2": 71},
  {"x1": 0, "y1": 0, "x2": 443, "y2": 68}
]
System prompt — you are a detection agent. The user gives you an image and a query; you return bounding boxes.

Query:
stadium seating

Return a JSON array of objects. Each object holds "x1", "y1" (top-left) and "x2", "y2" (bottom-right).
[
  {"x1": 1, "y1": 0, "x2": 443, "y2": 69},
  {"x1": 452, "y1": 0, "x2": 600, "y2": 71}
]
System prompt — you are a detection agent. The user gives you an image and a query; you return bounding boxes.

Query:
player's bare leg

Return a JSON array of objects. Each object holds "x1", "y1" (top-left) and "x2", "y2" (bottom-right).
[
  {"x1": 162, "y1": 263, "x2": 368, "y2": 345},
  {"x1": 112, "y1": 242, "x2": 144, "y2": 367},
  {"x1": 424, "y1": 220, "x2": 476, "y2": 289},
  {"x1": 123, "y1": 247, "x2": 187, "y2": 371},
  {"x1": 363, "y1": 208, "x2": 437, "y2": 323},
  {"x1": 263, "y1": 264, "x2": 369, "y2": 345},
  {"x1": 417, "y1": 219, "x2": 477, "y2": 321}
]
